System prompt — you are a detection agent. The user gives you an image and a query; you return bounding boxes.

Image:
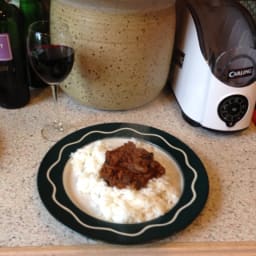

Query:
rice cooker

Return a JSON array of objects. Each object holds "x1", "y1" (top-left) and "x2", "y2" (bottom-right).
[{"x1": 171, "y1": 0, "x2": 256, "y2": 131}]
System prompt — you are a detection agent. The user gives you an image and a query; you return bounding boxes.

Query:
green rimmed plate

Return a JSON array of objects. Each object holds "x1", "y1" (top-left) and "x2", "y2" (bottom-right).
[{"x1": 37, "y1": 122, "x2": 209, "y2": 244}]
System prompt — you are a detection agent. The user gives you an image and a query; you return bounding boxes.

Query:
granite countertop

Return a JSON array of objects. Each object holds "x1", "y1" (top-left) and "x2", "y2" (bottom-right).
[{"x1": 0, "y1": 87, "x2": 256, "y2": 250}]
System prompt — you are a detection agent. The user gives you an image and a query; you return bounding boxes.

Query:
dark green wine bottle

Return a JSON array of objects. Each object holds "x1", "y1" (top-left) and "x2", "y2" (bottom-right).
[
  {"x1": 0, "y1": 0, "x2": 30, "y2": 108},
  {"x1": 20, "y1": 0, "x2": 48, "y2": 88}
]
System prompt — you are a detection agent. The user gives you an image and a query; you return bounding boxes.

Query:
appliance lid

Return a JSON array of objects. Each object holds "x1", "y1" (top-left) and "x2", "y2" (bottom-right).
[{"x1": 187, "y1": 0, "x2": 256, "y2": 86}]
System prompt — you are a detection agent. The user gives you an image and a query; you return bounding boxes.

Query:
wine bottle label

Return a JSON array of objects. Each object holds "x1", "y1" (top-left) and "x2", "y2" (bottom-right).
[{"x1": 0, "y1": 34, "x2": 13, "y2": 61}]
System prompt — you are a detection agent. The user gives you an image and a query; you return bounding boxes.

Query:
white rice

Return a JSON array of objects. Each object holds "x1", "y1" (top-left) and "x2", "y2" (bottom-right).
[{"x1": 68, "y1": 138, "x2": 181, "y2": 224}]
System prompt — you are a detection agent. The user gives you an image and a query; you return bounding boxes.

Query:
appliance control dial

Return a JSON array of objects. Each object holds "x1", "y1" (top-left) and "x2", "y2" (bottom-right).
[{"x1": 218, "y1": 95, "x2": 248, "y2": 127}]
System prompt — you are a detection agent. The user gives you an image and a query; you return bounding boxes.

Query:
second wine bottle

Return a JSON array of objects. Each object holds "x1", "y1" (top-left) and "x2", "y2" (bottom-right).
[{"x1": 20, "y1": 0, "x2": 49, "y2": 88}]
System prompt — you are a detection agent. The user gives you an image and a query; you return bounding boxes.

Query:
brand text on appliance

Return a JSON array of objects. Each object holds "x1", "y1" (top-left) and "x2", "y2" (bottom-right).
[{"x1": 228, "y1": 67, "x2": 253, "y2": 79}]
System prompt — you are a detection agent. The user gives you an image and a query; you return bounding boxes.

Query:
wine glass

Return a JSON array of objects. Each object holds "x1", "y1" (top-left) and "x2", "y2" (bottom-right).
[{"x1": 27, "y1": 20, "x2": 75, "y2": 141}]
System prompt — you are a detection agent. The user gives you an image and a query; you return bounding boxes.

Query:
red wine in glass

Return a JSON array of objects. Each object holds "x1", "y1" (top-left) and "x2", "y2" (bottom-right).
[
  {"x1": 27, "y1": 20, "x2": 75, "y2": 141},
  {"x1": 30, "y1": 44, "x2": 74, "y2": 84}
]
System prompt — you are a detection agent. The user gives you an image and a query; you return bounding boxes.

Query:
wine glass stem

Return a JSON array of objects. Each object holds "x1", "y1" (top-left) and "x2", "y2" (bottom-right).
[{"x1": 51, "y1": 84, "x2": 64, "y2": 132}]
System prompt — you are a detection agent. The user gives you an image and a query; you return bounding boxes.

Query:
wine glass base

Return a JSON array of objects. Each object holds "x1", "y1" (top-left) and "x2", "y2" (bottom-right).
[{"x1": 41, "y1": 123, "x2": 74, "y2": 142}]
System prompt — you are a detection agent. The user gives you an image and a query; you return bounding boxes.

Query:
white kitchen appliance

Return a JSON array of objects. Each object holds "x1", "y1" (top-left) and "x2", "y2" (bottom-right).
[{"x1": 172, "y1": 0, "x2": 256, "y2": 131}]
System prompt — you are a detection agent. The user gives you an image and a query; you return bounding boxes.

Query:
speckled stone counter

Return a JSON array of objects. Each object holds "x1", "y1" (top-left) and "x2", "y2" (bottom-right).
[{"x1": 0, "y1": 87, "x2": 256, "y2": 248}]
